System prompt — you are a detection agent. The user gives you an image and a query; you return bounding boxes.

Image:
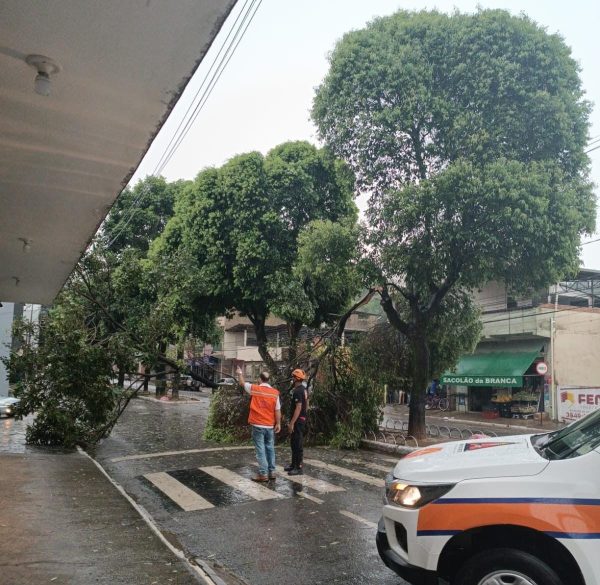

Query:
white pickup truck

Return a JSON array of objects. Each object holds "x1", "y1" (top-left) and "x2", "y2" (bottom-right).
[{"x1": 377, "y1": 408, "x2": 600, "y2": 585}]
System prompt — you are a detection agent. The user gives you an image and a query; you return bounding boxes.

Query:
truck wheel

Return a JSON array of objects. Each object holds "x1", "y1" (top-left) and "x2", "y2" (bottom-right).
[{"x1": 454, "y1": 548, "x2": 564, "y2": 585}]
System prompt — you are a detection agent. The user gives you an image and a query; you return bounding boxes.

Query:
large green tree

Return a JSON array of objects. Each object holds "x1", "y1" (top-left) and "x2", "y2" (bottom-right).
[
  {"x1": 102, "y1": 176, "x2": 189, "y2": 253},
  {"x1": 155, "y1": 141, "x2": 359, "y2": 379},
  {"x1": 313, "y1": 9, "x2": 596, "y2": 437}
]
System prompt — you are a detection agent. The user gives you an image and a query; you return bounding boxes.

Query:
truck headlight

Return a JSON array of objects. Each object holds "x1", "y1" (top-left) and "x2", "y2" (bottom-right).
[{"x1": 386, "y1": 481, "x2": 454, "y2": 508}]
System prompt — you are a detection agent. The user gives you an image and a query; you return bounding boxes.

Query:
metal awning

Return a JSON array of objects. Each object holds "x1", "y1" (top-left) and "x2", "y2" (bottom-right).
[
  {"x1": 441, "y1": 341, "x2": 543, "y2": 387},
  {"x1": 0, "y1": 0, "x2": 236, "y2": 304}
]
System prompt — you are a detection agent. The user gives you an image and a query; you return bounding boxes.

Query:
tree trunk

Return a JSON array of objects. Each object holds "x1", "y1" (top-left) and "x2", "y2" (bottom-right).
[
  {"x1": 172, "y1": 371, "x2": 180, "y2": 400},
  {"x1": 143, "y1": 365, "x2": 149, "y2": 392},
  {"x1": 155, "y1": 342, "x2": 167, "y2": 397},
  {"x1": 117, "y1": 368, "x2": 125, "y2": 388},
  {"x1": 408, "y1": 333, "x2": 429, "y2": 440}
]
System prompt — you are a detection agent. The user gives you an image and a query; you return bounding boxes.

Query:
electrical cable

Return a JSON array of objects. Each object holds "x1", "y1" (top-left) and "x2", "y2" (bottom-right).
[
  {"x1": 155, "y1": 0, "x2": 262, "y2": 176},
  {"x1": 104, "y1": 0, "x2": 262, "y2": 250},
  {"x1": 151, "y1": 0, "x2": 254, "y2": 176}
]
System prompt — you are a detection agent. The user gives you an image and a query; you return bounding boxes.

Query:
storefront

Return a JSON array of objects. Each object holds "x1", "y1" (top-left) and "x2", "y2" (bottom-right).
[{"x1": 441, "y1": 340, "x2": 548, "y2": 420}]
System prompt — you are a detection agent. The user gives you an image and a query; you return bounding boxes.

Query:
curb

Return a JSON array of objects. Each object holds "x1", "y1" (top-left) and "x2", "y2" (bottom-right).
[
  {"x1": 136, "y1": 394, "x2": 201, "y2": 404},
  {"x1": 77, "y1": 447, "x2": 224, "y2": 585},
  {"x1": 424, "y1": 415, "x2": 561, "y2": 434},
  {"x1": 360, "y1": 439, "x2": 416, "y2": 456}
]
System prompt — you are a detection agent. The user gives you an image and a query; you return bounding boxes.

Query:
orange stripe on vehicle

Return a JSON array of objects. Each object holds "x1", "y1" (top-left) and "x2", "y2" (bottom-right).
[
  {"x1": 403, "y1": 447, "x2": 443, "y2": 459},
  {"x1": 417, "y1": 503, "x2": 600, "y2": 535}
]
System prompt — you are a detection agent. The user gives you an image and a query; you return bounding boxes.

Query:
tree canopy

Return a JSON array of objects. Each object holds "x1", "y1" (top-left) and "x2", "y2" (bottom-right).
[
  {"x1": 313, "y1": 9, "x2": 596, "y2": 437},
  {"x1": 154, "y1": 140, "x2": 359, "y2": 376}
]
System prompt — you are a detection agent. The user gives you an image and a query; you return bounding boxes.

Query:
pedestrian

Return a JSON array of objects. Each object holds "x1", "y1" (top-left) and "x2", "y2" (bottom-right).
[
  {"x1": 236, "y1": 367, "x2": 281, "y2": 482},
  {"x1": 284, "y1": 368, "x2": 308, "y2": 476}
]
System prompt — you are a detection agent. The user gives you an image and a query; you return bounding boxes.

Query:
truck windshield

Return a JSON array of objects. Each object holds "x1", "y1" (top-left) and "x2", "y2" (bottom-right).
[{"x1": 537, "y1": 409, "x2": 600, "y2": 460}]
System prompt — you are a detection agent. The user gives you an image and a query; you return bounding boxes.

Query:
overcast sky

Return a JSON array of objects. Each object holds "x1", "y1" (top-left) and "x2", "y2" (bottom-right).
[{"x1": 132, "y1": 0, "x2": 600, "y2": 269}]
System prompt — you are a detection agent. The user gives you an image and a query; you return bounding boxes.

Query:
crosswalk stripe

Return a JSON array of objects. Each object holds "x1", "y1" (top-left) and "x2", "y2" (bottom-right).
[
  {"x1": 297, "y1": 491, "x2": 324, "y2": 504},
  {"x1": 199, "y1": 466, "x2": 284, "y2": 501},
  {"x1": 339, "y1": 510, "x2": 377, "y2": 529},
  {"x1": 274, "y1": 466, "x2": 346, "y2": 494},
  {"x1": 144, "y1": 472, "x2": 214, "y2": 511},
  {"x1": 365, "y1": 454, "x2": 401, "y2": 464},
  {"x1": 342, "y1": 457, "x2": 394, "y2": 473},
  {"x1": 303, "y1": 459, "x2": 385, "y2": 488},
  {"x1": 111, "y1": 446, "x2": 254, "y2": 463}
]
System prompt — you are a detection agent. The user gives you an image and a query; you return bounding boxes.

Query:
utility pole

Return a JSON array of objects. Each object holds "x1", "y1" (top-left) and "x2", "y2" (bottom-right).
[{"x1": 550, "y1": 282, "x2": 559, "y2": 421}]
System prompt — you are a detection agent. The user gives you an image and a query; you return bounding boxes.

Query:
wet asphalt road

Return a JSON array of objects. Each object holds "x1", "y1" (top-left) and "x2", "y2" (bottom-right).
[{"x1": 94, "y1": 395, "x2": 409, "y2": 585}]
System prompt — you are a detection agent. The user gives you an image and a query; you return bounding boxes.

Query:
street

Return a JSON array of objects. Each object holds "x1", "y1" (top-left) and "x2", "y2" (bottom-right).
[{"x1": 93, "y1": 394, "x2": 408, "y2": 585}]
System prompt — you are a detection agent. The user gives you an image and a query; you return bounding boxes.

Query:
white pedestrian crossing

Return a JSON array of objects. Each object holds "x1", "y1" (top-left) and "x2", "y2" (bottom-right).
[
  {"x1": 144, "y1": 471, "x2": 214, "y2": 511},
  {"x1": 199, "y1": 466, "x2": 284, "y2": 501},
  {"x1": 342, "y1": 457, "x2": 394, "y2": 473},
  {"x1": 274, "y1": 466, "x2": 346, "y2": 494},
  {"x1": 303, "y1": 459, "x2": 385, "y2": 488},
  {"x1": 339, "y1": 510, "x2": 377, "y2": 529}
]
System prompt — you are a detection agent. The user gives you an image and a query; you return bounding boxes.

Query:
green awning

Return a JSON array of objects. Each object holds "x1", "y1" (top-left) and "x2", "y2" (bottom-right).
[{"x1": 441, "y1": 343, "x2": 542, "y2": 387}]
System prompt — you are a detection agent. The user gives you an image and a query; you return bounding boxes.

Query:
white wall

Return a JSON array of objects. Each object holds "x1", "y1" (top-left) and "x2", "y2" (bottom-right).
[{"x1": 0, "y1": 303, "x2": 15, "y2": 397}]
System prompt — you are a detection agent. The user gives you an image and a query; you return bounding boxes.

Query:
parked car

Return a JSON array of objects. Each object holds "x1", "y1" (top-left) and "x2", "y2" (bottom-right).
[
  {"x1": 179, "y1": 374, "x2": 193, "y2": 387},
  {"x1": 0, "y1": 397, "x2": 20, "y2": 418},
  {"x1": 377, "y1": 408, "x2": 600, "y2": 585},
  {"x1": 216, "y1": 377, "x2": 236, "y2": 386}
]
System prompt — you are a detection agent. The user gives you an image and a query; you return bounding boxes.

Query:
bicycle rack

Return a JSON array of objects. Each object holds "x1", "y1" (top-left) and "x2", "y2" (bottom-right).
[
  {"x1": 402, "y1": 421, "x2": 409, "y2": 431},
  {"x1": 394, "y1": 420, "x2": 402, "y2": 431},
  {"x1": 460, "y1": 429, "x2": 473, "y2": 439},
  {"x1": 428, "y1": 425, "x2": 440, "y2": 437},
  {"x1": 405, "y1": 435, "x2": 419, "y2": 447},
  {"x1": 439, "y1": 426, "x2": 451, "y2": 437},
  {"x1": 449, "y1": 427, "x2": 462, "y2": 439}
]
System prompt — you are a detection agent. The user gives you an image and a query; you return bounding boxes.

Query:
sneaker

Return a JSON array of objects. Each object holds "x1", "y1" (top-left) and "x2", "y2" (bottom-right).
[
  {"x1": 287, "y1": 467, "x2": 303, "y2": 476},
  {"x1": 251, "y1": 474, "x2": 269, "y2": 482},
  {"x1": 283, "y1": 464, "x2": 294, "y2": 472},
  {"x1": 268, "y1": 472, "x2": 277, "y2": 480}
]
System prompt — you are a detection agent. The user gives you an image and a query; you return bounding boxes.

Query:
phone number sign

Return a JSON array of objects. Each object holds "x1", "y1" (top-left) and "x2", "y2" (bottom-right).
[{"x1": 558, "y1": 386, "x2": 600, "y2": 422}]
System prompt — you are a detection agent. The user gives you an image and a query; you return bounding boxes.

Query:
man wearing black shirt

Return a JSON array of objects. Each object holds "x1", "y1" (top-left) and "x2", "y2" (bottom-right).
[{"x1": 285, "y1": 369, "x2": 307, "y2": 476}]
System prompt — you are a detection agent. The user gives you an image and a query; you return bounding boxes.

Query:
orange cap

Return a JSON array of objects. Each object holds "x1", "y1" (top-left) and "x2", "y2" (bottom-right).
[{"x1": 291, "y1": 368, "x2": 306, "y2": 381}]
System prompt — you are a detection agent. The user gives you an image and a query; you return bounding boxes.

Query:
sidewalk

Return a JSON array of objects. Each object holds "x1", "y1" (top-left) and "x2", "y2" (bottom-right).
[
  {"x1": 385, "y1": 403, "x2": 567, "y2": 433},
  {"x1": 0, "y1": 419, "x2": 208, "y2": 585}
]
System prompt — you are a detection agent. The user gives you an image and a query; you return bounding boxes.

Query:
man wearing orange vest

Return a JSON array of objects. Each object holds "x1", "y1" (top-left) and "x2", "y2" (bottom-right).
[{"x1": 236, "y1": 366, "x2": 281, "y2": 482}]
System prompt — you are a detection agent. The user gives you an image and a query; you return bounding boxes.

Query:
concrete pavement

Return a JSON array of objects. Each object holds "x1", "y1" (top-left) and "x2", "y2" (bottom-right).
[{"x1": 0, "y1": 417, "x2": 212, "y2": 585}]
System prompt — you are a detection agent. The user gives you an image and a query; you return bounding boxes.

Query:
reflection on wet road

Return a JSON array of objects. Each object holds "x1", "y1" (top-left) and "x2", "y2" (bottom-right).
[{"x1": 94, "y1": 395, "x2": 410, "y2": 585}]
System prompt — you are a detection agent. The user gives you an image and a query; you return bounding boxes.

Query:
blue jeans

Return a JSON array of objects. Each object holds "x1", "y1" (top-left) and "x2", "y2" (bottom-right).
[{"x1": 252, "y1": 426, "x2": 275, "y2": 476}]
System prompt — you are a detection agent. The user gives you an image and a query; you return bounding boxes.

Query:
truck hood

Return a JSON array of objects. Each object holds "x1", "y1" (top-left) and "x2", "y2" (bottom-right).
[{"x1": 394, "y1": 435, "x2": 549, "y2": 483}]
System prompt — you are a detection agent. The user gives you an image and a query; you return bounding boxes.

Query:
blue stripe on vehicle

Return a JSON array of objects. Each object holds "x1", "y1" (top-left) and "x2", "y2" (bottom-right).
[
  {"x1": 416, "y1": 530, "x2": 461, "y2": 536},
  {"x1": 432, "y1": 498, "x2": 600, "y2": 506},
  {"x1": 545, "y1": 531, "x2": 600, "y2": 539},
  {"x1": 417, "y1": 529, "x2": 600, "y2": 539}
]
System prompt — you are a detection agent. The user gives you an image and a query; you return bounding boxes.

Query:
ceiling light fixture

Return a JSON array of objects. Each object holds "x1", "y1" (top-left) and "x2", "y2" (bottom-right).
[{"x1": 25, "y1": 54, "x2": 61, "y2": 96}]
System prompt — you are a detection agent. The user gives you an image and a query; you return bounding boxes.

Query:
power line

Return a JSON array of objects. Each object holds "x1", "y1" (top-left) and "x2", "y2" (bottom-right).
[
  {"x1": 155, "y1": 0, "x2": 262, "y2": 176},
  {"x1": 104, "y1": 0, "x2": 262, "y2": 250},
  {"x1": 151, "y1": 0, "x2": 255, "y2": 176},
  {"x1": 585, "y1": 144, "x2": 600, "y2": 154}
]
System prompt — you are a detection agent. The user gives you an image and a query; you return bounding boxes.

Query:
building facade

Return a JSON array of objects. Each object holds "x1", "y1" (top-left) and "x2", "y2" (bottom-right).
[
  {"x1": 441, "y1": 271, "x2": 600, "y2": 421},
  {"x1": 191, "y1": 311, "x2": 381, "y2": 382}
]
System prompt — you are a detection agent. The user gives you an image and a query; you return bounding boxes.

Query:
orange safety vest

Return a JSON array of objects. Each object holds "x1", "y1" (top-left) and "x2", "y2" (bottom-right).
[{"x1": 248, "y1": 383, "x2": 280, "y2": 427}]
